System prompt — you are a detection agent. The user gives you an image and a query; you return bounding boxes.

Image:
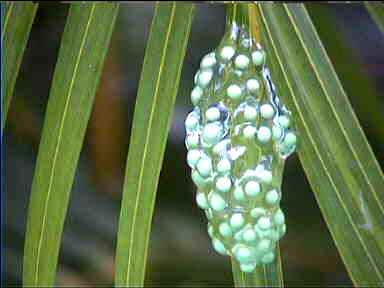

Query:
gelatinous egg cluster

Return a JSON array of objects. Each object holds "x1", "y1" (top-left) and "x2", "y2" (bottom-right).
[{"x1": 185, "y1": 25, "x2": 297, "y2": 273}]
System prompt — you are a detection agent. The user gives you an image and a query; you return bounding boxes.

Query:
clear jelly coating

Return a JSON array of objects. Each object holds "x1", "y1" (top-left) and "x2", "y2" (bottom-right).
[{"x1": 185, "y1": 24, "x2": 297, "y2": 273}]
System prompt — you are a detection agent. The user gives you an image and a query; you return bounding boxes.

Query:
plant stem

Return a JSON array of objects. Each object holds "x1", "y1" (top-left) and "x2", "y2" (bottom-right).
[
  {"x1": 226, "y1": 3, "x2": 261, "y2": 43},
  {"x1": 226, "y1": 2, "x2": 284, "y2": 287},
  {"x1": 231, "y1": 245, "x2": 284, "y2": 287}
]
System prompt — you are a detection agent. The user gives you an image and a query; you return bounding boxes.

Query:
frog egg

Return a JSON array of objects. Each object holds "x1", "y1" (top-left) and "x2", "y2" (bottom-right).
[
  {"x1": 194, "y1": 71, "x2": 200, "y2": 84},
  {"x1": 279, "y1": 224, "x2": 287, "y2": 237},
  {"x1": 192, "y1": 170, "x2": 208, "y2": 188},
  {"x1": 265, "y1": 189, "x2": 280, "y2": 205},
  {"x1": 207, "y1": 227, "x2": 215, "y2": 241},
  {"x1": 230, "y1": 213, "x2": 245, "y2": 229},
  {"x1": 212, "y1": 238, "x2": 227, "y2": 255},
  {"x1": 191, "y1": 86, "x2": 203, "y2": 106},
  {"x1": 208, "y1": 224, "x2": 214, "y2": 238},
  {"x1": 200, "y1": 52, "x2": 216, "y2": 69},
  {"x1": 260, "y1": 104, "x2": 275, "y2": 119},
  {"x1": 246, "y1": 79, "x2": 260, "y2": 93},
  {"x1": 234, "y1": 245, "x2": 253, "y2": 264},
  {"x1": 205, "y1": 107, "x2": 221, "y2": 122},
  {"x1": 197, "y1": 69, "x2": 213, "y2": 87},
  {"x1": 233, "y1": 230, "x2": 243, "y2": 242},
  {"x1": 274, "y1": 209, "x2": 285, "y2": 226},
  {"x1": 257, "y1": 126, "x2": 271, "y2": 143},
  {"x1": 187, "y1": 149, "x2": 201, "y2": 168},
  {"x1": 185, "y1": 114, "x2": 199, "y2": 131},
  {"x1": 244, "y1": 106, "x2": 257, "y2": 121},
  {"x1": 243, "y1": 228, "x2": 257, "y2": 242},
  {"x1": 284, "y1": 132, "x2": 297, "y2": 147},
  {"x1": 243, "y1": 125, "x2": 257, "y2": 139},
  {"x1": 235, "y1": 54, "x2": 250, "y2": 69},
  {"x1": 202, "y1": 122, "x2": 223, "y2": 145},
  {"x1": 240, "y1": 263, "x2": 256, "y2": 273},
  {"x1": 244, "y1": 180, "x2": 260, "y2": 197},
  {"x1": 195, "y1": 192, "x2": 209, "y2": 209},
  {"x1": 215, "y1": 103, "x2": 229, "y2": 121},
  {"x1": 227, "y1": 146, "x2": 246, "y2": 161},
  {"x1": 272, "y1": 125, "x2": 283, "y2": 140},
  {"x1": 252, "y1": 50, "x2": 265, "y2": 66},
  {"x1": 215, "y1": 176, "x2": 232, "y2": 192},
  {"x1": 261, "y1": 252, "x2": 275, "y2": 264},
  {"x1": 217, "y1": 158, "x2": 231, "y2": 173},
  {"x1": 256, "y1": 238, "x2": 272, "y2": 254},
  {"x1": 186, "y1": 133, "x2": 199, "y2": 149},
  {"x1": 220, "y1": 46, "x2": 235, "y2": 61},
  {"x1": 251, "y1": 207, "x2": 266, "y2": 218},
  {"x1": 241, "y1": 37, "x2": 251, "y2": 48},
  {"x1": 196, "y1": 157, "x2": 212, "y2": 178},
  {"x1": 205, "y1": 208, "x2": 213, "y2": 220},
  {"x1": 278, "y1": 115, "x2": 290, "y2": 128},
  {"x1": 227, "y1": 84, "x2": 242, "y2": 100},
  {"x1": 258, "y1": 169, "x2": 272, "y2": 184},
  {"x1": 257, "y1": 216, "x2": 272, "y2": 230},
  {"x1": 254, "y1": 164, "x2": 263, "y2": 173},
  {"x1": 254, "y1": 226, "x2": 271, "y2": 239},
  {"x1": 213, "y1": 139, "x2": 230, "y2": 155},
  {"x1": 208, "y1": 192, "x2": 227, "y2": 212},
  {"x1": 219, "y1": 222, "x2": 233, "y2": 238},
  {"x1": 270, "y1": 229, "x2": 280, "y2": 242},
  {"x1": 279, "y1": 142, "x2": 295, "y2": 157},
  {"x1": 233, "y1": 185, "x2": 246, "y2": 201}
]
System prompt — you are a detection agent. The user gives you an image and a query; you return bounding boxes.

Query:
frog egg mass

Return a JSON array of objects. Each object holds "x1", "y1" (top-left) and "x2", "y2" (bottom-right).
[{"x1": 184, "y1": 22, "x2": 297, "y2": 272}]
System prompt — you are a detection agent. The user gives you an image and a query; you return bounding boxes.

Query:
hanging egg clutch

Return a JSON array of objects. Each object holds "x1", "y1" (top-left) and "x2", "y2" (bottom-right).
[{"x1": 185, "y1": 27, "x2": 297, "y2": 273}]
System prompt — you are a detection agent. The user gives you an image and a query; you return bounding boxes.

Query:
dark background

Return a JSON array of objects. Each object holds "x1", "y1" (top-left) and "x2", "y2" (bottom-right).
[{"x1": 4, "y1": 2, "x2": 384, "y2": 287}]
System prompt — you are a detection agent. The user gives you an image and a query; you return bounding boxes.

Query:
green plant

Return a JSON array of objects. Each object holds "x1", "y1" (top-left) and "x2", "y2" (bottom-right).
[
  {"x1": 114, "y1": 3, "x2": 194, "y2": 286},
  {"x1": 3, "y1": 2, "x2": 384, "y2": 287}
]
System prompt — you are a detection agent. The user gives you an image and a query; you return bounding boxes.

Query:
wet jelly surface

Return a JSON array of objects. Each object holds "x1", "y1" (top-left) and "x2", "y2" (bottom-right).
[{"x1": 185, "y1": 23, "x2": 297, "y2": 272}]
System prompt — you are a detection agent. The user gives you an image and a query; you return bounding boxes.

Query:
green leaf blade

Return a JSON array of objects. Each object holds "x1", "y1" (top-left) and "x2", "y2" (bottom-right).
[
  {"x1": 23, "y1": 3, "x2": 118, "y2": 286},
  {"x1": 306, "y1": 3, "x2": 384, "y2": 146},
  {"x1": 258, "y1": 3, "x2": 384, "y2": 286},
  {"x1": 2, "y1": 2, "x2": 38, "y2": 130},
  {"x1": 114, "y1": 3, "x2": 194, "y2": 286},
  {"x1": 365, "y1": 2, "x2": 384, "y2": 34}
]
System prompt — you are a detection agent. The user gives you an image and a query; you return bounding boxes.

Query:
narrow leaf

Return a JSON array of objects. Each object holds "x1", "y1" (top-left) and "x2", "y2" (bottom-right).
[
  {"x1": 114, "y1": 3, "x2": 194, "y2": 286},
  {"x1": 306, "y1": 3, "x2": 384, "y2": 145},
  {"x1": 2, "y1": 2, "x2": 38, "y2": 131},
  {"x1": 364, "y1": 2, "x2": 384, "y2": 34},
  {"x1": 23, "y1": 3, "x2": 118, "y2": 286},
  {"x1": 258, "y1": 3, "x2": 384, "y2": 286}
]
